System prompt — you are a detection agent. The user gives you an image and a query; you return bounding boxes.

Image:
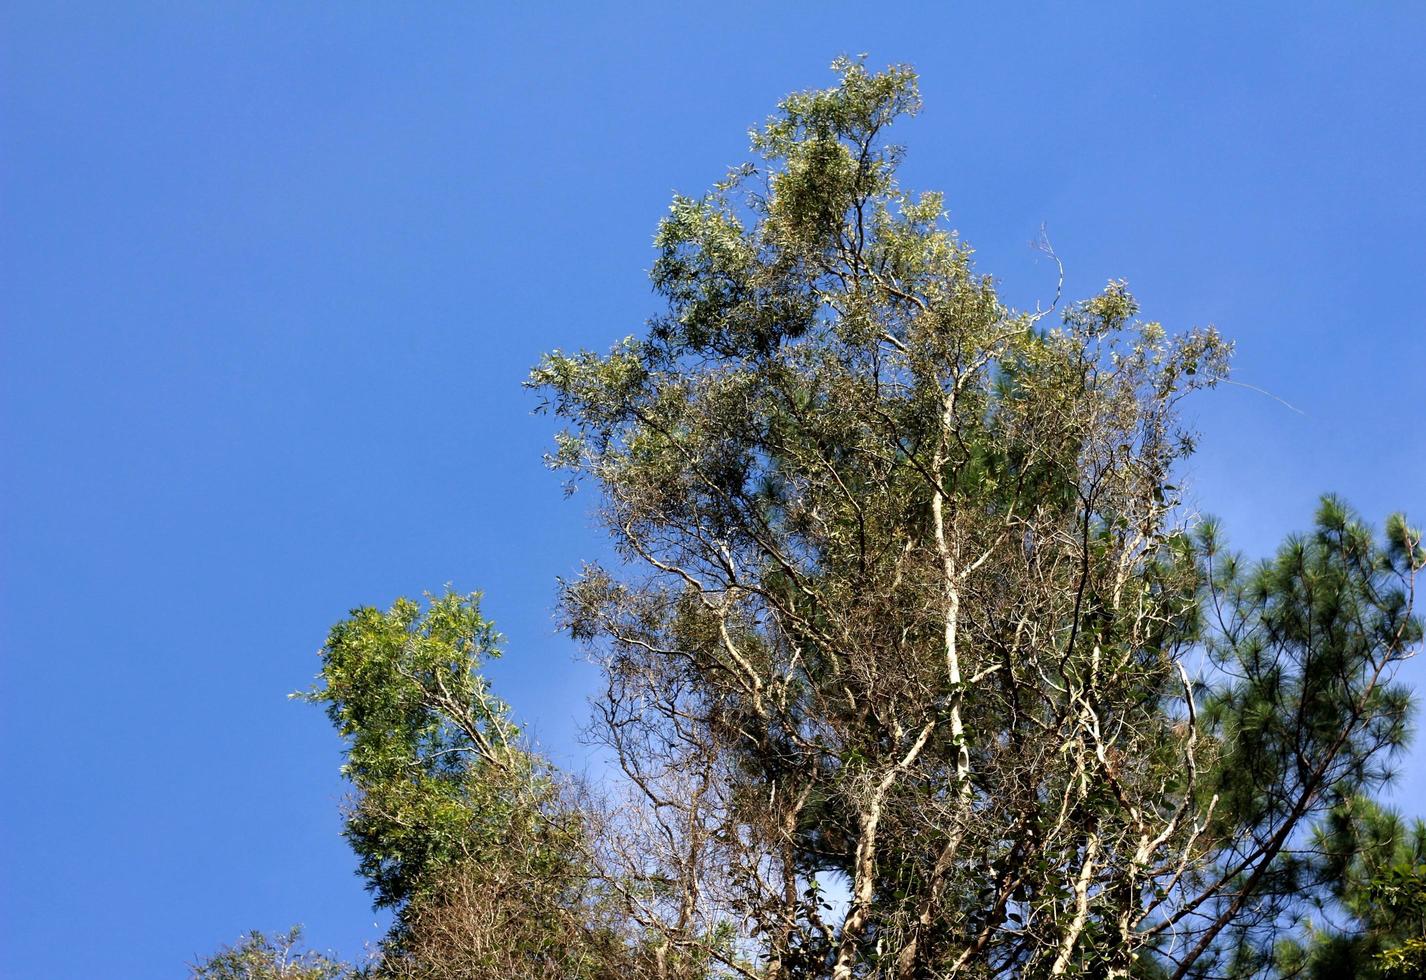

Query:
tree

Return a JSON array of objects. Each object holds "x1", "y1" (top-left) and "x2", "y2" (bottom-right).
[
  {"x1": 530, "y1": 58, "x2": 1423, "y2": 978},
  {"x1": 1272, "y1": 796, "x2": 1426, "y2": 977},
  {"x1": 201, "y1": 57, "x2": 1422, "y2": 980},
  {"x1": 190, "y1": 928, "x2": 351, "y2": 980},
  {"x1": 299, "y1": 592, "x2": 629, "y2": 979},
  {"x1": 1166, "y1": 502, "x2": 1422, "y2": 978}
]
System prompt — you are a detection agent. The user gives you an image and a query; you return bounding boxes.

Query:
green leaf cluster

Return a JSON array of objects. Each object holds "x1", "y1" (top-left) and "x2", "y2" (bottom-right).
[{"x1": 299, "y1": 591, "x2": 522, "y2": 911}]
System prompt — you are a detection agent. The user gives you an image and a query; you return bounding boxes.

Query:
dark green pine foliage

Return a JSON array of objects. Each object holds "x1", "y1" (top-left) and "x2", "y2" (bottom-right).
[
  {"x1": 1174, "y1": 498, "x2": 1425, "y2": 978},
  {"x1": 1276, "y1": 798, "x2": 1426, "y2": 978}
]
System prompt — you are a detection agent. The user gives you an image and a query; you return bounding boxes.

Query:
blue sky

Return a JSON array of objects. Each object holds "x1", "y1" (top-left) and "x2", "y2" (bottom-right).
[{"x1": 2, "y1": 4, "x2": 1423, "y2": 976}]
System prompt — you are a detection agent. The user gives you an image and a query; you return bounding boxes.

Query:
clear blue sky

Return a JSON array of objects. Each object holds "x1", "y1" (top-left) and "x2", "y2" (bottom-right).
[{"x1": 2, "y1": 4, "x2": 1423, "y2": 977}]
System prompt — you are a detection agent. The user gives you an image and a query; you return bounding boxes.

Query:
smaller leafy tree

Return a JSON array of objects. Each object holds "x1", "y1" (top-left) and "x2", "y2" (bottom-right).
[
  {"x1": 300, "y1": 591, "x2": 521, "y2": 911},
  {"x1": 300, "y1": 591, "x2": 626, "y2": 979},
  {"x1": 190, "y1": 928, "x2": 351, "y2": 980}
]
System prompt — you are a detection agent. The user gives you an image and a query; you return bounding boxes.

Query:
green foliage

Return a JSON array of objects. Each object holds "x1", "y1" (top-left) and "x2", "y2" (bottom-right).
[
  {"x1": 298, "y1": 592, "x2": 633, "y2": 978},
  {"x1": 1202, "y1": 497, "x2": 1421, "y2": 831},
  {"x1": 530, "y1": 58, "x2": 1418, "y2": 979},
  {"x1": 1274, "y1": 799, "x2": 1426, "y2": 979},
  {"x1": 534, "y1": 57, "x2": 1246, "y2": 977},
  {"x1": 191, "y1": 928, "x2": 352, "y2": 980},
  {"x1": 1174, "y1": 502, "x2": 1425, "y2": 977},
  {"x1": 1369, "y1": 862, "x2": 1426, "y2": 978},
  {"x1": 300, "y1": 591, "x2": 520, "y2": 911},
  {"x1": 205, "y1": 58, "x2": 1422, "y2": 980}
]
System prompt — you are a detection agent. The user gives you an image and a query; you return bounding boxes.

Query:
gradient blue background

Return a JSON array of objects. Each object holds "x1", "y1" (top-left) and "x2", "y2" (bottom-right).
[{"x1": 3, "y1": 4, "x2": 1423, "y2": 976}]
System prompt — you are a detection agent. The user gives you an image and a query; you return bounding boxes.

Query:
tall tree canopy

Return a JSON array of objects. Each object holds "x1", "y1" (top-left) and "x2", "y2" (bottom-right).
[
  {"x1": 529, "y1": 58, "x2": 1422, "y2": 979},
  {"x1": 200, "y1": 59, "x2": 1423, "y2": 980}
]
